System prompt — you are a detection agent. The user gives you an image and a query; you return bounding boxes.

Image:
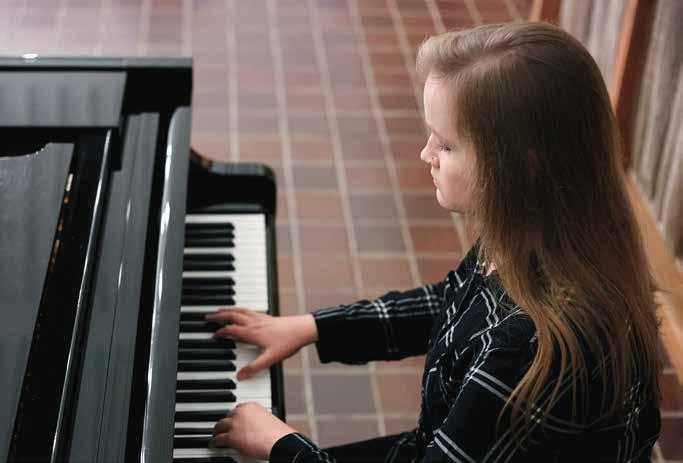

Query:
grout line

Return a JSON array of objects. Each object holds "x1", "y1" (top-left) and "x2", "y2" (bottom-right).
[
  {"x1": 54, "y1": 0, "x2": 67, "y2": 51},
  {"x1": 226, "y1": 0, "x2": 240, "y2": 162},
  {"x1": 136, "y1": 0, "x2": 151, "y2": 56},
  {"x1": 306, "y1": 0, "x2": 363, "y2": 292},
  {"x1": 464, "y1": 0, "x2": 484, "y2": 25},
  {"x1": 357, "y1": 0, "x2": 422, "y2": 287},
  {"x1": 502, "y1": 0, "x2": 523, "y2": 20},
  {"x1": 425, "y1": 0, "x2": 447, "y2": 34},
  {"x1": 387, "y1": 0, "x2": 423, "y2": 110},
  {"x1": 390, "y1": 0, "x2": 471, "y2": 255},
  {"x1": 267, "y1": 0, "x2": 318, "y2": 441},
  {"x1": 0, "y1": 0, "x2": 24, "y2": 49},
  {"x1": 350, "y1": 0, "x2": 438, "y2": 436},
  {"x1": 182, "y1": 0, "x2": 192, "y2": 56},
  {"x1": 425, "y1": 0, "x2": 472, "y2": 252},
  {"x1": 312, "y1": 0, "x2": 388, "y2": 437},
  {"x1": 388, "y1": 0, "x2": 467, "y2": 272},
  {"x1": 93, "y1": 0, "x2": 110, "y2": 55}
]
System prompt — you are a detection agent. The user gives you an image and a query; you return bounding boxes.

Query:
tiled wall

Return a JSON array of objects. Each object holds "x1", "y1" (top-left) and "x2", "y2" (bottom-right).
[{"x1": 1, "y1": 0, "x2": 680, "y2": 460}]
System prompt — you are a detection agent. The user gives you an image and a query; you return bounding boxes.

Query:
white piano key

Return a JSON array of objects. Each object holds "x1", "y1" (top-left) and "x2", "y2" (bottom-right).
[
  {"x1": 174, "y1": 421, "x2": 218, "y2": 429},
  {"x1": 184, "y1": 251, "x2": 267, "y2": 261},
  {"x1": 179, "y1": 333, "x2": 219, "y2": 340},
  {"x1": 173, "y1": 447, "x2": 266, "y2": 462},
  {"x1": 185, "y1": 213, "x2": 265, "y2": 225},
  {"x1": 183, "y1": 271, "x2": 267, "y2": 280},
  {"x1": 176, "y1": 398, "x2": 271, "y2": 412},
  {"x1": 181, "y1": 305, "x2": 268, "y2": 314},
  {"x1": 177, "y1": 371, "x2": 269, "y2": 381},
  {"x1": 231, "y1": 390, "x2": 273, "y2": 399},
  {"x1": 179, "y1": 389, "x2": 272, "y2": 400},
  {"x1": 181, "y1": 284, "x2": 268, "y2": 292},
  {"x1": 180, "y1": 308, "x2": 268, "y2": 314},
  {"x1": 184, "y1": 247, "x2": 264, "y2": 255},
  {"x1": 182, "y1": 291, "x2": 268, "y2": 300}
]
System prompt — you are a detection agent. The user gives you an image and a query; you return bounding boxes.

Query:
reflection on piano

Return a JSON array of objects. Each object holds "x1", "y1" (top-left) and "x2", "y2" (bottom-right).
[{"x1": 0, "y1": 57, "x2": 284, "y2": 463}]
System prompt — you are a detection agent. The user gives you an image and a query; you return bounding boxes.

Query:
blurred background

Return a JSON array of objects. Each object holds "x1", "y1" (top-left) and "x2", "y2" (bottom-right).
[{"x1": 1, "y1": 0, "x2": 680, "y2": 460}]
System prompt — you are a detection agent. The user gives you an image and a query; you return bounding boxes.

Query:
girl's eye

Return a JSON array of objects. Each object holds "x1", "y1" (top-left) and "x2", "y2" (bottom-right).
[{"x1": 439, "y1": 145, "x2": 452, "y2": 152}]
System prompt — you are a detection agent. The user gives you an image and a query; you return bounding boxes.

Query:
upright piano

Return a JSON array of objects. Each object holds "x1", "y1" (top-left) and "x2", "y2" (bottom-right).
[{"x1": 0, "y1": 57, "x2": 284, "y2": 463}]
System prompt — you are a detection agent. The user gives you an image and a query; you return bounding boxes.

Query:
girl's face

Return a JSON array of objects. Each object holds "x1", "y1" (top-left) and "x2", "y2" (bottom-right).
[{"x1": 420, "y1": 75, "x2": 477, "y2": 214}]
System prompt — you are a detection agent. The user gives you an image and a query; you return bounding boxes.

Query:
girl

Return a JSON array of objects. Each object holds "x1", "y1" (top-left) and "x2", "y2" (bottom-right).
[{"x1": 205, "y1": 21, "x2": 662, "y2": 462}]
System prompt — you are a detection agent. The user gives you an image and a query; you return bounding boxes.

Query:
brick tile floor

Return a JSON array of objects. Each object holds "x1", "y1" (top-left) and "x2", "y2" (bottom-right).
[{"x1": 3, "y1": 0, "x2": 680, "y2": 460}]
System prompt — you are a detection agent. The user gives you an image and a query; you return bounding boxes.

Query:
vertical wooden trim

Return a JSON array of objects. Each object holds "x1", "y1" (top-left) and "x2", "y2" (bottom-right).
[
  {"x1": 610, "y1": 0, "x2": 656, "y2": 170},
  {"x1": 530, "y1": 0, "x2": 561, "y2": 23},
  {"x1": 626, "y1": 173, "x2": 683, "y2": 383}
]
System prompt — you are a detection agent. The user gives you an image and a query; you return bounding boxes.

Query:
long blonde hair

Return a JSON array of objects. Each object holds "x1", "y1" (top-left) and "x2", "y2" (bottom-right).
[{"x1": 416, "y1": 21, "x2": 662, "y2": 433}]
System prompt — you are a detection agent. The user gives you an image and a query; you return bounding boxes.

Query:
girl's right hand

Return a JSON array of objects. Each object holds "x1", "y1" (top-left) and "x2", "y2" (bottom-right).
[{"x1": 205, "y1": 308, "x2": 319, "y2": 380}]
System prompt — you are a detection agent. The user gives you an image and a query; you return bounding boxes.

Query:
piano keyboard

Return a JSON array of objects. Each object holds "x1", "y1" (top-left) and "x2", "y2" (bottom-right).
[{"x1": 174, "y1": 213, "x2": 271, "y2": 463}]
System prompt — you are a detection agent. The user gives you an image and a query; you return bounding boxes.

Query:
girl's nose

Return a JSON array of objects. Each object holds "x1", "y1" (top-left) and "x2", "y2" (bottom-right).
[{"x1": 420, "y1": 145, "x2": 430, "y2": 164}]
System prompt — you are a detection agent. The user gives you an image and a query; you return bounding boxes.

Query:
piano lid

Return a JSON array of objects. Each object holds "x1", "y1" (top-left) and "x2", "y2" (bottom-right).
[
  {"x1": 0, "y1": 144, "x2": 74, "y2": 463},
  {"x1": 0, "y1": 56, "x2": 192, "y2": 130}
]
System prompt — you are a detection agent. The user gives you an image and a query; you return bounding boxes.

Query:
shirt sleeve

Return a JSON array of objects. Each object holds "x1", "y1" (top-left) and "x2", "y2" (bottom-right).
[
  {"x1": 312, "y1": 282, "x2": 446, "y2": 364},
  {"x1": 311, "y1": 241, "x2": 480, "y2": 364},
  {"x1": 269, "y1": 432, "x2": 333, "y2": 463}
]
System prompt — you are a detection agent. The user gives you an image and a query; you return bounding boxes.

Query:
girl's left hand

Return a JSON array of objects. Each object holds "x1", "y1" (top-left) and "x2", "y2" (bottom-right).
[{"x1": 211, "y1": 402, "x2": 297, "y2": 459}]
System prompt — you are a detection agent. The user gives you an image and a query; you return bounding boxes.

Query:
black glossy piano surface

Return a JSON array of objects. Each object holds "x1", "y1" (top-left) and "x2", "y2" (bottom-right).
[{"x1": 0, "y1": 57, "x2": 283, "y2": 463}]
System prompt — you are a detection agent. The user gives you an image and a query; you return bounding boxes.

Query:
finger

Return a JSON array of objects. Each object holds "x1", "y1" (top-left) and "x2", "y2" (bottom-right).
[
  {"x1": 225, "y1": 307, "x2": 259, "y2": 316},
  {"x1": 213, "y1": 417, "x2": 232, "y2": 435},
  {"x1": 237, "y1": 349, "x2": 278, "y2": 381},
  {"x1": 205, "y1": 310, "x2": 251, "y2": 325},
  {"x1": 213, "y1": 323, "x2": 249, "y2": 342},
  {"x1": 207, "y1": 307, "x2": 255, "y2": 318},
  {"x1": 211, "y1": 432, "x2": 232, "y2": 448}
]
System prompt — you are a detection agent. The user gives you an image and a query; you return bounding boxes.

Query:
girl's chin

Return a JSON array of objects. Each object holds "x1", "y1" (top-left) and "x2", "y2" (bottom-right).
[
  {"x1": 435, "y1": 189, "x2": 464, "y2": 213},
  {"x1": 435, "y1": 188, "x2": 453, "y2": 210}
]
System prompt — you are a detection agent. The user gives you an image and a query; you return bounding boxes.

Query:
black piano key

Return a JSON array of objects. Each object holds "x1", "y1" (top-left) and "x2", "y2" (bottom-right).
[
  {"x1": 173, "y1": 458, "x2": 236, "y2": 463},
  {"x1": 182, "y1": 282, "x2": 235, "y2": 294},
  {"x1": 183, "y1": 277, "x2": 235, "y2": 287},
  {"x1": 182, "y1": 286, "x2": 235, "y2": 296},
  {"x1": 175, "y1": 411, "x2": 226, "y2": 422},
  {"x1": 184, "y1": 237, "x2": 234, "y2": 248},
  {"x1": 179, "y1": 338, "x2": 235, "y2": 350},
  {"x1": 177, "y1": 360, "x2": 236, "y2": 372},
  {"x1": 183, "y1": 253, "x2": 235, "y2": 262},
  {"x1": 184, "y1": 261, "x2": 235, "y2": 272},
  {"x1": 178, "y1": 348, "x2": 236, "y2": 360},
  {"x1": 176, "y1": 379, "x2": 236, "y2": 390},
  {"x1": 174, "y1": 436, "x2": 213, "y2": 448},
  {"x1": 185, "y1": 222, "x2": 234, "y2": 232},
  {"x1": 181, "y1": 295, "x2": 235, "y2": 306},
  {"x1": 185, "y1": 229, "x2": 235, "y2": 239},
  {"x1": 179, "y1": 321, "x2": 226, "y2": 333},
  {"x1": 176, "y1": 391, "x2": 236, "y2": 403},
  {"x1": 180, "y1": 312, "x2": 214, "y2": 322},
  {"x1": 174, "y1": 426, "x2": 215, "y2": 436}
]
